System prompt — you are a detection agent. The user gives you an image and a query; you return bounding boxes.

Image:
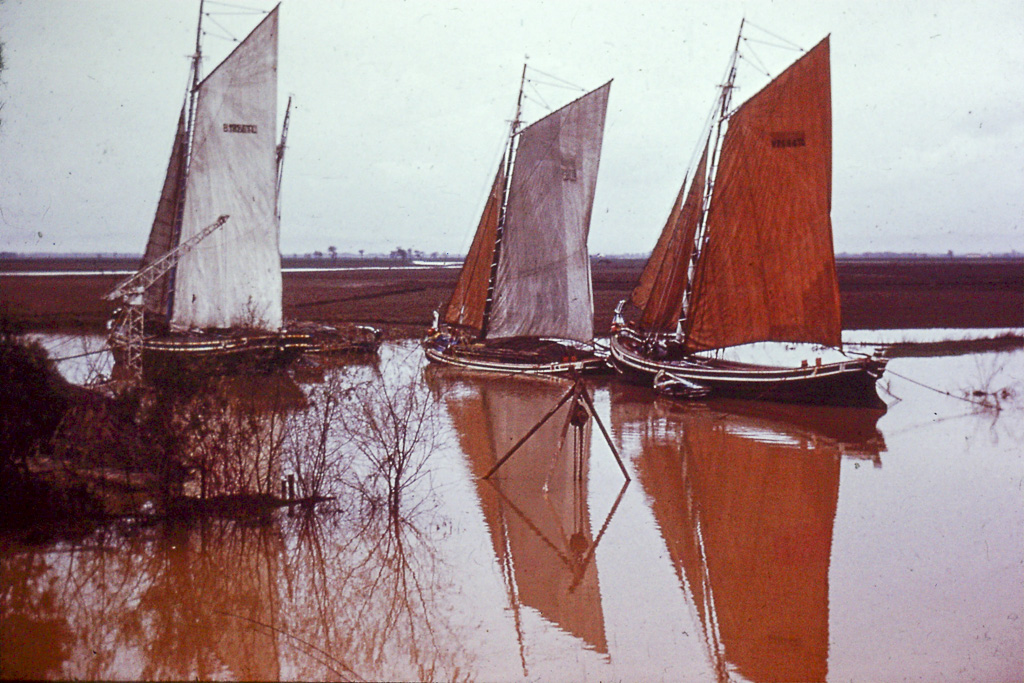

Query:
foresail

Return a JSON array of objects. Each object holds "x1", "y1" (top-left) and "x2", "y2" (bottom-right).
[
  {"x1": 141, "y1": 106, "x2": 188, "y2": 319},
  {"x1": 631, "y1": 141, "x2": 709, "y2": 331},
  {"x1": 487, "y1": 81, "x2": 611, "y2": 342},
  {"x1": 171, "y1": 7, "x2": 281, "y2": 331},
  {"x1": 685, "y1": 37, "x2": 840, "y2": 352},
  {"x1": 443, "y1": 158, "x2": 505, "y2": 333}
]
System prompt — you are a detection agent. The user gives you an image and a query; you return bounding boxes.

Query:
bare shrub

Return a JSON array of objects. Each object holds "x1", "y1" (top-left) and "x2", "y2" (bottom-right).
[
  {"x1": 338, "y1": 351, "x2": 443, "y2": 519},
  {"x1": 282, "y1": 368, "x2": 367, "y2": 502},
  {"x1": 959, "y1": 353, "x2": 1019, "y2": 412}
]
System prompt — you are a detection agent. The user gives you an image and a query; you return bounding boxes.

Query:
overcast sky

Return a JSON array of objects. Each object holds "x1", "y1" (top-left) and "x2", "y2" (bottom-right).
[{"x1": 2, "y1": 0, "x2": 1022, "y2": 256}]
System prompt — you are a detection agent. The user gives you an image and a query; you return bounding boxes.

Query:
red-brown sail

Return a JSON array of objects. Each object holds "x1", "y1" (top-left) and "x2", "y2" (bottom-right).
[
  {"x1": 442, "y1": 159, "x2": 505, "y2": 333},
  {"x1": 141, "y1": 106, "x2": 188, "y2": 318},
  {"x1": 630, "y1": 141, "x2": 709, "y2": 331},
  {"x1": 685, "y1": 37, "x2": 840, "y2": 352}
]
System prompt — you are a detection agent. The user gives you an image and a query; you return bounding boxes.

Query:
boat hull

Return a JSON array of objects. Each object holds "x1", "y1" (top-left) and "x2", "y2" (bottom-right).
[
  {"x1": 423, "y1": 332, "x2": 609, "y2": 376},
  {"x1": 610, "y1": 332, "x2": 888, "y2": 408},
  {"x1": 112, "y1": 326, "x2": 382, "y2": 382}
]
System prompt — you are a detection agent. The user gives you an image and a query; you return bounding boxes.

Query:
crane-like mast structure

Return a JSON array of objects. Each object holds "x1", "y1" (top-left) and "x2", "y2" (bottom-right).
[{"x1": 106, "y1": 215, "x2": 229, "y2": 379}]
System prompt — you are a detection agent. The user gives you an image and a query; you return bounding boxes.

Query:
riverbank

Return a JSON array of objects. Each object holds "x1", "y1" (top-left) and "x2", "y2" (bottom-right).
[{"x1": 2, "y1": 256, "x2": 1021, "y2": 334}]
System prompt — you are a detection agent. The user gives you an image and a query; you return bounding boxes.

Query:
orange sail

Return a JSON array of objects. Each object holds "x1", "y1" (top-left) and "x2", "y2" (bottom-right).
[
  {"x1": 442, "y1": 159, "x2": 505, "y2": 333},
  {"x1": 630, "y1": 141, "x2": 709, "y2": 331},
  {"x1": 685, "y1": 37, "x2": 841, "y2": 352}
]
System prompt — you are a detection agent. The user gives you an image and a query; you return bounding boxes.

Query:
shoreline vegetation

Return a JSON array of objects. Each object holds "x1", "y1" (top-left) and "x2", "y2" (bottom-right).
[
  {"x1": 0, "y1": 314, "x2": 438, "y2": 541},
  {"x1": 1, "y1": 256, "x2": 1021, "y2": 540}
]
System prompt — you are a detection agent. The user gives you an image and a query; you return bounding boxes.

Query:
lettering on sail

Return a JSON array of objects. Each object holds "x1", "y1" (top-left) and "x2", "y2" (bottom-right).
[
  {"x1": 561, "y1": 157, "x2": 577, "y2": 181},
  {"x1": 771, "y1": 131, "x2": 805, "y2": 148},
  {"x1": 223, "y1": 123, "x2": 258, "y2": 134}
]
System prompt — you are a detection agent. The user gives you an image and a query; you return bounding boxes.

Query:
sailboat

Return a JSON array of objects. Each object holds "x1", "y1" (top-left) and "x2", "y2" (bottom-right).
[
  {"x1": 108, "y1": 2, "x2": 378, "y2": 380},
  {"x1": 423, "y1": 68, "x2": 612, "y2": 375},
  {"x1": 609, "y1": 25, "x2": 887, "y2": 407}
]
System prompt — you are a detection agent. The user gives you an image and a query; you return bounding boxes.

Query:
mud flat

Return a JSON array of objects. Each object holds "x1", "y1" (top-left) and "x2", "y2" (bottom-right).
[{"x1": 2, "y1": 256, "x2": 1021, "y2": 336}]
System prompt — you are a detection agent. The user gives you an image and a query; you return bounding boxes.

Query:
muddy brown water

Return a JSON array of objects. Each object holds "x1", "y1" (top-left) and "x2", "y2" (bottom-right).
[{"x1": 1, "y1": 339, "x2": 1022, "y2": 681}]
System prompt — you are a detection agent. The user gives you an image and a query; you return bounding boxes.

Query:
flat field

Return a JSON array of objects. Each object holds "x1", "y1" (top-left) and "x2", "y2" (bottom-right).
[{"x1": 1, "y1": 256, "x2": 1021, "y2": 336}]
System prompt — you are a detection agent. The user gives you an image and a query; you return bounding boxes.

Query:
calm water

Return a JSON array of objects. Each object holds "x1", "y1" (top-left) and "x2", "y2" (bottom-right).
[{"x1": 2, "y1": 339, "x2": 1022, "y2": 681}]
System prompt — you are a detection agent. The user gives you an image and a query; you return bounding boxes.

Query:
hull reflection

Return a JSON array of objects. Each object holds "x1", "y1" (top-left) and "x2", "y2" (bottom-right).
[
  {"x1": 428, "y1": 368, "x2": 610, "y2": 659},
  {"x1": 611, "y1": 385, "x2": 885, "y2": 682}
]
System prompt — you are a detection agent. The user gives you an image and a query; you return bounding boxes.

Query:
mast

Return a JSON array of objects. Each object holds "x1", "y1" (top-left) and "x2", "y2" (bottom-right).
[
  {"x1": 678, "y1": 19, "x2": 744, "y2": 334},
  {"x1": 164, "y1": 0, "x2": 206, "y2": 319},
  {"x1": 276, "y1": 95, "x2": 292, "y2": 220},
  {"x1": 480, "y1": 63, "x2": 527, "y2": 338}
]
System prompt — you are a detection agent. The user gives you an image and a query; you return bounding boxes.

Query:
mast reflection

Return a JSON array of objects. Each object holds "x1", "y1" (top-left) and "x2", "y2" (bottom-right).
[
  {"x1": 611, "y1": 385, "x2": 885, "y2": 682},
  {"x1": 429, "y1": 368, "x2": 611, "y2": 662}
]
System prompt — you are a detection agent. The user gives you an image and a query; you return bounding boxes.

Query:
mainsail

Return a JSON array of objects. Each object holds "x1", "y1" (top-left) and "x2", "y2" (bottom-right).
[
  {"x1": 684, "y1": 37, "x2": 839, "y2": 352},
  {"x1": 457, "y1": 81, "x2": 610, "y2": 343},
  {"x1": 170, "y1": 7, "x2": 282, "y2": 331}
]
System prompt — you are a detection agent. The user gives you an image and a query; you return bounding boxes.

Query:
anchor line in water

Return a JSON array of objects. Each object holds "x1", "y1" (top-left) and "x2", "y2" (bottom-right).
[
  {"x1": 885, "y1": 367, "x2": 1003, "y2": 409},
  {"x1": 214, "y1": 609, "x2": 364, "y2": 682}
]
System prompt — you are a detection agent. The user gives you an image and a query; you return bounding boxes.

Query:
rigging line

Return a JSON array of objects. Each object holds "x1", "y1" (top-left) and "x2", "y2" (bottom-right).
[
  {"x1": 738, "y1": 46, "x2": 772, "y2": 79},
  {"x1": 741, "y1": 20, "x2": 805, "y2": 51},
  {"x1": 202, "y1": 14, "x2": 242, "y2": 42},
  {"x1": 522, "y1": 87, "x2": 552, "y2": 113},
  {"x1": 205, "y1": 0, "x2": 267, "y2": 12},
  {"x1": 885, "y1": 367, "x2": 1002, "y2": 409},
  {"x1": 742, "y1": 36, "x2": 805, "y2": 52},
  {"x1": 526, "y1": 65, "x2": 586, "y2": 91},
  {"x1": 526, "y1": 77, "x2": 588, "y2": 92}
]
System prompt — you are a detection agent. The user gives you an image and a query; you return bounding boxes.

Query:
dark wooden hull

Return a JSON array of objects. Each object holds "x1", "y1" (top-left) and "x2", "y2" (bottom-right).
[
  {"x1": 112, "y1": 326, "x2": 381, "y2": 382},
  {"x1": 610, "y1": 332, "x2": 888, "y2": 409},
  {"x1": 423, "y1": 332, "x2": 610, "y2": 376}
]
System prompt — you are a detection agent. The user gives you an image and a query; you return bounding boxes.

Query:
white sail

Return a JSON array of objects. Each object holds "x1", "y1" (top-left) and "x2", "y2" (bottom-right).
[
  {"x1": 171, "y1": 7, "x2": 282, "y2": 331},
  {"x1": 487, "y1": 82, "x2": 611, "y2": 342}
]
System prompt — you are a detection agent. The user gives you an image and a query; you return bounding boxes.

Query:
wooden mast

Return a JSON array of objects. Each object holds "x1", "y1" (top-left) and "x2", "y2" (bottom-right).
[
  {"x1": 480, "y1": 63, "x2": 527, "y2": 339},
  {"x1": 679, "y1": 18, "x2": 744, "y2": 336},
  {"x1": 165, "y1": 0, "x2": 205, "y2": 320}
]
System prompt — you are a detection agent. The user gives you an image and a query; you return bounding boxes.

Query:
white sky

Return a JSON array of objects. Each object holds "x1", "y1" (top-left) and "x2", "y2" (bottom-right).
[{"x1": 1, "y1": 0, "x2": 1022, "y2": 256}]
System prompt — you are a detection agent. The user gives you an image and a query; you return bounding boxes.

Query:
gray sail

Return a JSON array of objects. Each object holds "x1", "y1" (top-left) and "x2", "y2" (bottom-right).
[
  {"x1": 171, "y1": 7, "x2": 282, "y2": 331},
  {"x1": 487, "y1": 81, "x2": 611, "y2": 342}
]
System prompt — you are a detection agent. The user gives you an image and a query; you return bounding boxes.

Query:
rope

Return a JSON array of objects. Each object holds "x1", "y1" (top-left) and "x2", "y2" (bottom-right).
[
  {"x1": 53, "y1": 347, "x2": 110, "y2": 362},
  {"x1": 886, "y1": 367, "x2": 999, "y2": 409}
]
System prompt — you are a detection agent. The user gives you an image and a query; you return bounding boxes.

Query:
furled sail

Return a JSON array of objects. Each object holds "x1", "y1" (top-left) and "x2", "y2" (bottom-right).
[
  {"x1": 442, "y1": 159, "x2": 506, "y2": 333},
  {"x1": 141, "y1": 106, "x2": 188, "y2": 318},
  {"x1": 684, "y1": 37, "x2": 839, "y2": 352},
  {"x1": 171, "y1": 7, "x2": 282, "y2": 331},
  {"x1": 487, "y1": 81, "x2": 611, "y2": 342},
  {"x1": 630, "y1": 141, "x2": 709, "y2": 331}
]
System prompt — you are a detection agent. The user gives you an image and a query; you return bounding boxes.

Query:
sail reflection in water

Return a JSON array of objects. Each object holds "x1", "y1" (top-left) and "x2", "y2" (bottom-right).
[
  {"x1": 429, "y1": 369, "x2": 614, "y2": 661},
  {"x1": 611, "y1": 386, "x2": 885, "y2": 682}
]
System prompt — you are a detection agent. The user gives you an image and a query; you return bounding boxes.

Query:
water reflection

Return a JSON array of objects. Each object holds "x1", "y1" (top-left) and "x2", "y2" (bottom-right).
[
  {"x1": 611, "y1": 384, "x2": 885, "y2": 682},
  {"x1": 1, "y1": 507, "x2": 465, "y2": 680},
  {"x1": 428, "y1": 368, "x2": 615, "y2": 666}
]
